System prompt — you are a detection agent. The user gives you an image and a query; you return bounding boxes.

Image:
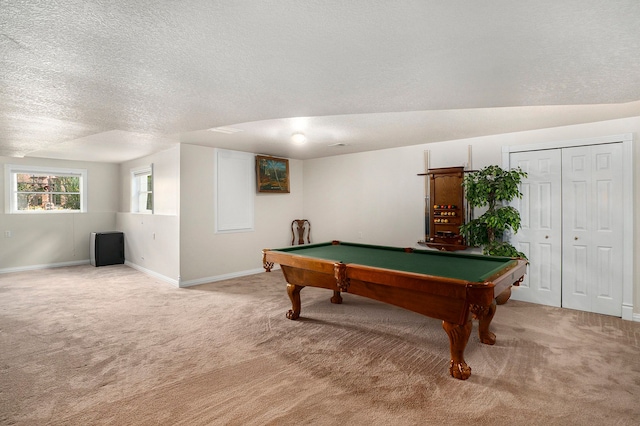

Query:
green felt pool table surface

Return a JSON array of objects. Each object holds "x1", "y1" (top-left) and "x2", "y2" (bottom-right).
[{"x1": 272, "y1": 241, "x2": 517, "y2": 283}]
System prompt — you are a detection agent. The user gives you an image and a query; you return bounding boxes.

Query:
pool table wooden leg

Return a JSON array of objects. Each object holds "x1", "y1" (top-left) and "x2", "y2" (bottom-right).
[
  {"x1": 330, "y1": 290, "x2": 342, "y2": 304},
  {"x1": 286, "y1": 283, "x2": 304, "y2": 320},
  {"x1": 475, "y1": 300, "x2": 497, "y2": 345},
  {"x1": 442, "y1": 319, "x2": 473, "y2": 380},
  {"x1": 495, "y1": 286, "x2": 512, "y2": 305}
]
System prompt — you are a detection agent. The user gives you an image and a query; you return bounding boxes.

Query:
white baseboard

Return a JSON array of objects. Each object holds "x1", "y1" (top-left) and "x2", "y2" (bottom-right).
[
  {"x1": 633, "y1": 313, "x2": 640, "y2": 323},
  {"x1": 622, "y1": 304, "x2": 636, "y2": 321},
  {"x1": 0, "y1": 260, "x2": 279, "y2": 290},
  {"x1": 124, "y1": 261, "x2": 179, "y2": 287},
  {"x1": 0, "y1": 259, "x2": 90, "y2": 274},
  {"x1": 179, "y1": 265, "x2": 280, "y2": 288}
]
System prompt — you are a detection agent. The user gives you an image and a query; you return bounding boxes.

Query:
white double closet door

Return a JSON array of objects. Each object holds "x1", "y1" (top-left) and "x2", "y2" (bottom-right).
[{"x1": 509, "y1": 143, "x2": 624, "y2": 316}]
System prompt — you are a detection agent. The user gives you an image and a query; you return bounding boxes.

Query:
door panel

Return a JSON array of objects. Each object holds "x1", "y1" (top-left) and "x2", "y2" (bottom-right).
[
  {"x1": 561, "y1": 144, "x2": 623, "y2": 316},
  {"x1": 509, "y1": 150, "x2": 562, "y2": 307},
  {"x1": 596, "y1": 247, "x2": 613, "y2": 298},
  {"x1": 538, "y1": 242, "x2": 552, "y2": 291}
]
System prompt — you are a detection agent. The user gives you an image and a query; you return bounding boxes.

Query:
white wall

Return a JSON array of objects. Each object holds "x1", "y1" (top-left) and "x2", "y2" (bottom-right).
[
  {"x1": 0, "y1": 156, "x2": 119, "y2": 271},
  {"x1": 116, "y1": 147, "x2": 180, "y2": 284},
  {"x1": 179, "y1": 144, "x2": 304, "y2": 285},
  {"x1": 118, "y1": 147, "x2": 179, "y2": 215},
  {"x1": 303, "y1": 116, "x2": 640, "y2": 315},
  {"x1": 302, "y1": 146, "x2": 425, "y2": 247}
]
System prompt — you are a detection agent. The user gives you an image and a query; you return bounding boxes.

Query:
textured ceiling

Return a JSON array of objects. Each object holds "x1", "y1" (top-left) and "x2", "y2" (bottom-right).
[{"x1": 2, "y1": 1, "x2": 640, "y2": 162}]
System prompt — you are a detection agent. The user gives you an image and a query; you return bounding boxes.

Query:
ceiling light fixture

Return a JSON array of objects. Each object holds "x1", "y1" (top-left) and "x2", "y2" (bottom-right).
[{"x1": 291, "y1": 132, "x2": 307, "y2": 144}]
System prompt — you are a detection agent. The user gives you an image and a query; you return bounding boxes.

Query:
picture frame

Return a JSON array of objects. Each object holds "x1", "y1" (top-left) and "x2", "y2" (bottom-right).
[{"x1": 256, "y1": 155, "x2": 290, "y2": 193}]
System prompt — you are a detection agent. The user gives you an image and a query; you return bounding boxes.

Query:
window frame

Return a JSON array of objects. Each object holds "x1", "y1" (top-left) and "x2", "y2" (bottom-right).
[
  {"x1": 130, "y1": 164, "x2": 154, "y2": 214},
  {"x1": 4, "y1": 164, "x2": 88, "y2": 214}
]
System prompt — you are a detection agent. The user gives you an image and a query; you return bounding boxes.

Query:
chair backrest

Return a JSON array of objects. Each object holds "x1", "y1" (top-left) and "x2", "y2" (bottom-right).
[{"x1": 291, "y1": 219, "x2": 311, "y2": 245}]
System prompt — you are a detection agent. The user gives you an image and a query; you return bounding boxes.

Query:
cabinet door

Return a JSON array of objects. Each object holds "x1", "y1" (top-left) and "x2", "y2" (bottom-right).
[
  {"x1": 561, "y1": 144, "x2": 623, "y2": 316},
  {"x1": 509, "y1": 150, "x2": 563, "y2": 307}
]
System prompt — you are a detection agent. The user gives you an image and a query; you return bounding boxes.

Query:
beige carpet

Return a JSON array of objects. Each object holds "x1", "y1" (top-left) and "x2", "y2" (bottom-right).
[{"x1": 1, "y1": 265, "x2": 639, "y2": 425}]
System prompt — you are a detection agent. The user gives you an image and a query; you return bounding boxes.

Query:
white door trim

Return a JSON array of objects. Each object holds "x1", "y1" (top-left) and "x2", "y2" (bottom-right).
[{"x1": 502, "y1": 133, "x2": 634, "y2": 320}]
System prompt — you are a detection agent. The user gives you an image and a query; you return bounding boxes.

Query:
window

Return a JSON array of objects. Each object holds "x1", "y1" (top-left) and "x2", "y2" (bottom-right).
[
  {"x1": 131, "y1": 165, "x2": 153, "y2": 213},
  {"x1": 5, "y1": 164, "x2": 87, "y2": 213}
]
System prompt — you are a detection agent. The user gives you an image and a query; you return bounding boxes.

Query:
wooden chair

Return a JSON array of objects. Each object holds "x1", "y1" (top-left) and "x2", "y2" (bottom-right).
[{"x1": 291, "y1": 219, "x2": 311, "y2": 245}]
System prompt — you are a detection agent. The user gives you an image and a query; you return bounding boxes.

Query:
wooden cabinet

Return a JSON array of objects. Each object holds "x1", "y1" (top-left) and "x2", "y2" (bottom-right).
[{"x1": 425, "y1": 167, "x2": 466, "y2": 251}]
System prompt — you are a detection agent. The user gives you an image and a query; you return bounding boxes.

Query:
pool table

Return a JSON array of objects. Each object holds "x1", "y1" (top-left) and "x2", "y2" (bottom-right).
[{"x1": 262, "y1": 240, "x2": 527, "y2": 380}]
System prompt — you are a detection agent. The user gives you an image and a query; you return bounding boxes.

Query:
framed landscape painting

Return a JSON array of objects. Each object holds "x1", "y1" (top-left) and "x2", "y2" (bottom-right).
[{"x1": 256, "y1": 155, "x2": 290, "y2": 193}]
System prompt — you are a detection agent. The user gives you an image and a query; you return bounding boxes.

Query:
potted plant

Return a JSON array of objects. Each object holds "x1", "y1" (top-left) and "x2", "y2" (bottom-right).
[{"x1": 460, "y1": 165, "x2": 527, "y2": 258}]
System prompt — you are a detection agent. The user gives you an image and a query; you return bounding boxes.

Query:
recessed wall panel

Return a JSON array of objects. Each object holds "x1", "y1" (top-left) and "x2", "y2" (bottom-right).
[
  {"x1": 596, "y1": 153, "x2": 611, "y2": 171},
  {"x1": 517, "y1": 241, "x2": 530, "y2": 260},
  {"x1": 571, "y1": 155, "x2": 586, "y2": 172},
  {"x1": 597, "y1": 247, "x2": 613, "y2": 299},
  {"x1": 538, "y1": 158, "x2": 551, "y2": 174},
  {"x1": 572, "y1": 181, "x2": 587, "y2": 230},
  {"x1": 572, "y1": 246, "x2": 588, "y2": 296},
  {"x1": 539, "y1": 243, "x2": 552, "y2": 291},
  {"x1": 517, "y1": 242, "x2": 530, "y2": 289},
  {"x1": 520, "y1": 183, "x2": 530, "y2": 229},
  {"x1": 596, "y1": 180, "x2": 612, "y2": 231},
  {"x1": 538, "y1": 182, "x2": 551, "y2": 229},
  {"x1": 516, "y1": 160, "x2": 530, "y2": 174}
]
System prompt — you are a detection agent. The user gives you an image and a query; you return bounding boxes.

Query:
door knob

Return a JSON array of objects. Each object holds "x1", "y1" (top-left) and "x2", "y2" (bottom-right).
[
  {"x1": 574, "y1": 236, "x2": 578, "y2": 240},
  {"x1": 545, "y1": 235, "x2": 549, "y2": 239}
]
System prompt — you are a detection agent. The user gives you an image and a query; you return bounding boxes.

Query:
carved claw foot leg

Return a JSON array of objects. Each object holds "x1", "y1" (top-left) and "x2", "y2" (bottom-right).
[
  {"x1": 286, "y1": 283, "x2": 303, "y2": 320},
  {"x1": 476, "y1": 300, "x2": 497, "y2": 345},
  {"x1": 330, "y1": 290, "x2": 342, "y2": 304},
  {"x1": 442, "y1": 319, "x2": 473, "y2": 380},
  {"x1": 449, "y1": 359, "x2": 472, "y2": 380},
  {"x1": 261, "y1": 250, "x2": 274, "y2": 272}
]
